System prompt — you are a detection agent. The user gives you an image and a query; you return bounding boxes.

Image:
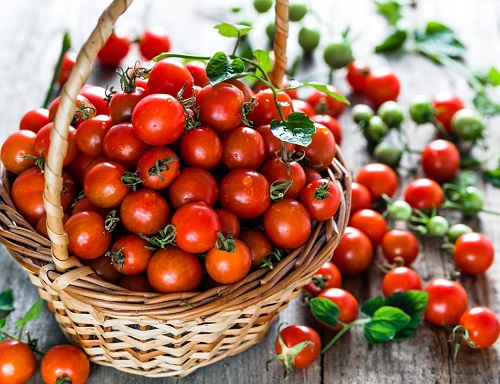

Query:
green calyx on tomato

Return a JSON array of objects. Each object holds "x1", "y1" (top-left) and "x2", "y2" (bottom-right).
[
  {"x1": 106, "y1": 247, "x2": 126, "y2": 270},
  {"x1": 138, "y1": 224, "x2": 176, "y2": 250},
  {"x1": 215, "y1": 231, "x2": 236, "y2": 253},
  {"x1": 260, "y1": 248, "x2": 283, "y2": 270},
  {"x1": 313, "y1": 178, "x2": 332, "y2": 200}
]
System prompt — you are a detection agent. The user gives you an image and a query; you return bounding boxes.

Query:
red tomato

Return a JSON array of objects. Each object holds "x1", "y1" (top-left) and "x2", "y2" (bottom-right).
[
  {"x1": 185, "y1": 61, "x2": 210, "y2": 87},
  {"x1": 147, "y1": 58, "x2": 194, "y2": 99},
  {"x1": 120, "y1": 188, "x2": 169, "y2": 236},
  {"x1": 330, "y1": 227, "x2": 373, "y2": 275},
  {"x1": 297, "y1": 123, "x2": 337, "y2": 172},
  {"x1": 205, "y1": 238, "x2": 252, "y2": 284},
  {"x1": 302, "y1": 261, "x2": 342, "y2": 296},
  {"x1": 147, "y1": 246, "x2": 203, "y2": 293},
  {"x1": 453, "y1": 232, "x2": 494, "y2": 275},
  {"x1": 82, "y1": 255, "x2": 122, "y2": 283},
  {"x1": 222, "y1": 126, "x2": 266, "y2": 170},
  {"x1": 35, "y1": 123, "x2": 79, "y2": 166},
  {"x1": 65, "y1": 211, "x2": 111, "y2": 260},
  {"x1": 355, "y1": 163, "x2": 398, "y2": 202},
  {"x1": 135, "y1": 146, "x2": 180, "y2": 190},
  {"x1": 350, "y1": 182, "x2": 372, "y2": 215},
  {"x1": 57, "y1": 51, "x2": 77, "y2": 87},
  {"x1": 346, "y1": 60, "x2": 370, "y2": 93},
  {"x1": 261, "y1": 157, "x2": 306, "y2": 199},
  {"x1": 0, "y1": 339, "x2": 36, "y2": 384},
  {"x1": 80, "y1": 85, "x2": 110, "y2": 116},
  {"x1": 404, "y1": 178, "x2": 444, "y2": 210},
  {"x1": 103, "y1": 123, "x2": 150, "y2": 169},
  {"x1": 238, "y1": 228, "x2": 274, "y2": 270},
  {"x1": 214, "y1": 208, "x2": 240, "y2": 238},
  {"x1": 40, "y1": 344, "x2": 90, "y2": 384},
  {"x1": 171, "y1": 202, "x2": 221, "y2": 253},
  {"x1": 317, "y1": 288, "x2": 359, "y2": 331},
  {"x1": 248, "y1": 89, "x2": 293, "y2": 127},
  {"x1": 349, "y1": 209, "x2": 387, "y2": 247},
  {"x1": 274, "y1": 325, "x2": 321, "y2": 371},
  {"x1": 75, "y1": 115, "x2": 112, "y2": 157},
  {"x1": 71, "y1": 197, "x2": 109, "y2": 217},
  {"x1": 118, "y1": 274, "x2": 152, "y2": 292},
  {"x1": 421, "y1": 139, "x2": 460, "y2": 183},
  {"x1": 219, "y1": 169, "x2": 271, "y2": 219},
  {"x1": 138, "y1": 26, "x2": 171, "y2": 60},
  {"x1": 19, "y1": 107, "x2": 50, "y2": 133},
  {"x1": 304, "y1": 167, "x2": 323, "y2": 185},
  {"x1": 108, "y1": 86, "x2": 147, "y2": 124},
  {"x1": 300, "y1": 178, "x2": 341, "y2": 221},
  {"x1": 292, "y1": 99, "x2": 315, "y2": 116},
  {"x1": 311, "y1": 114, "x2": 343, "y2": 145},
  {"x1": 1, "y1": 130, "x2": 36, "y2": 174},
  {"x1": 84, "y1": 161, "x2": 130, "y2": 208},
  {"x1": 197, "y1": 83, "x2": 245, "y2": 133},
  {"x1": 255, "y1": 125, "x2": 295, "y2": 161},
  {"x1": 179, "y1": 126, "x2": 223, "y2": 169},
  {"x1": 65, "y1": 153, "x2": 97, "y2": 187},
  {"x1": 263, "y1": 199, "x2": 312, "y2": 249},
  {"x1": 131, "y1": 94, "x2": 186, "y2": 146},
  {"x1": 168, "y1": 167, "x2": 218, "y2": 209},
  {"x1": 381, "y1": 267, "x2": 422, "y2": 297},
  {"x1": 225, "y1": 78, "x2": 256, "y2": 102},
  {"x1": 431, "y1": 91, "x2": 464, "y2": 134},
  {"x1": 424, "y1": 278, "x2": 468, "y2": 326},
  {"x1": 48, "y1": 94, "x2": 96, "y2": 125},
  {"x1": 306, "y1": 86, "x2": 346, "y2": 117},
  {"x1": 459, "y1": 307, "x2": 500, "y2": 349},
  {"x1": 364, "y1": 66, "x2": 400, "y2": 106},
  {"x1": 96, "y1": 28, "x2": 131, "y2": 66},
  {"x1": 381, "y1": 229, "x2": 420, "y2": 266},
  {"x1": 109, "y1": 234, "x2": 154, "y2": 275}
]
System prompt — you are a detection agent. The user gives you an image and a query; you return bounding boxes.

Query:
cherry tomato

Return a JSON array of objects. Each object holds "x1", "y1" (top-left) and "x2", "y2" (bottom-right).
[
  {"x1": 346, "y1": 60, "x2": 370, "y2": 93},
  {"x1": 274, "y1": 325, "x2": 321, "y2": 371},
  {"x1": 355, "y1": 163, "x2": 398, "y2": 203},
  {"x1": 118, "y1": 274, "x2": 152, "y2": 292},
  {"x1": 84, "y1": 161, "x2": 130, "y2": 208},
  {"x1": 168, "y1": 167, "x2": 218, "y2": 209},
  {"x1": 248, "y1": 89, "x2": 293, "y2": 127},
  {"x1": 138, "y1": 26, "x2": 171, "y2": 60},
  {"x1": 238, "y1": 228, "x2": 274, "y2": 269},
  {"x1": 404, "y1": 178, "x2": 444, "y2": 210},
  {"x1": 300, "y1": 178, "x2": 341, "y2": 221},
  {"x1": 48, "y1": 94, "x2": 96, "y2": 125},
  {"x1": 40, "y1": 344, "x2": 90, "y2": 384},
  {"x1": 102, "y1": 123, "x2": 150, "y2": 169},
  {"x1": 205, "y1": 238, "x2": 252, "y2": 284},
  {"x1": 303, "y1": 261, "x2": 342, "y2": 296},
  {"x1": 214, "y1": 208, "x2": 240, "y2": 238},
  {"x1": 306, "y1": 86, "x2": 346, "y2": 117},
  {"x1": 424, "y1": 279, "x2": 468, "y2": 326},
  {"x1": 108, "y1": 234, "x2": 153, "y2": 275},
  {"x1": 135, "y1": 146, "x2": 180, "y2": 190},
  {"x1": 431, "y1": 91, "x2": 464, "y2": 134},
  {"x1": 171, "y1": 202, "x2": 221, "y2": 253},
  {"x1": 264, "y1": 199, "x2": 312, "y2": 249},
  {"x1": 0, "y1": 339, "x2": 36, "y2": 384},
  {"x1": 120, "y1": 188, "x2": 169, "y2": 235},
  {"x1": 451, "y1": 108, "x2": 485, "y2": 141},
  {"x1": 35, "y1": 123, "x2": 79, "y2": 166},
  {"x1": 147, "y1": 246, "x2": 203, "y2": 293},
  {"x1": 19, "y1": 107, "x2": 50, "y2": 133},
  {"x1": 65, "y1": 211, "x2": 111, "y2": 260},
  {"x1": 82, "y1": 255, "x2": 122, "y2": 283},
  {"x1": 147, "y1": 58, "x2": 194, "y2": 99},
  {"x1": 79, "y1": 85, "x2": 110, "y2": 116},
  {"x1": 292, "y1": 99, "x2": 315, "y2": 116},
  {"x1": 330, "y1": 226, "x2": 373, "y2": 275},
  {"x1": 262, "y1": 157, "x2": 306, "y2": 199},
  {"x1": 297, "y1": 123, "x2": 336, "y2": 171},
  {"x1": 219, "y1": 169, "x2": 271, "y2": 219},
  {"x1": 381, "y1": 267, "x2": 422, "y2": 297},
  {"x1": 1, "y1": 130, "x2": 36, "y2": 174},
  {"x1": 317, "y1": 288, "x2": 359, "y2": 331},
  {"x1": 108, "y1": 86, "x2": 147, "y2": 124},
  {"x1": 75, "y1": 115, "x2": 112, "y2": 157},
  {"x1": 55, "y1": 51, "x2": 77, "y2": 87},
  {"x1": 96, "y1": 28, "x2": 131, "y2": 66},
  {"x1": 304, "y1": 167, "x2": 323, "y2": 185},
  {"x1": 459, "y1": 307, "x2": 500, "y2": 349},
  {"x1": 311, "y1": 114, "x2": 343, "y2": 145},
  {"x1": 222, "y1": 126, "x2": 266, "y2": 170},
  {"x1": 364, "y1": 66, "x2": 401, "y2": 106},
  {"x1": 349, "y1": 209, "x2": 387, "y2": 247},
  {"x1": 453, "y1": 232, "x2": 494, "y2": 275},
  {"x1": 350, "y1": 182, "x2": 372, "y2": 215},
  {"x1": 179, "y1": 126, "x2": 223, "y2": 169},
  {"x1": 255, "y1": 125, "x2": 295, "y2": 161},
  {"x1": 381, "y1": 229, "x2": 420, "y2": 266},
  {"x1": 185, "y1": 61, "x2": 210, "y2": 87},
  {"x1": 421, "y1": 139, "x2": 460, "y2": 183},
  {"x1": 226, "y1": 78, "x2": 256, "y2": 102}
]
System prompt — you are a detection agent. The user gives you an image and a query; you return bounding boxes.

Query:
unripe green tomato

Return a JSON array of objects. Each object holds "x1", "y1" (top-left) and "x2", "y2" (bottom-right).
[
  {"x1": 364, "y1": 116, "x2": 389, "y2": 143},
  {"x1": 409, "y1": 95, "x2": 434, "y2": 124},
  {"x1": 457, "y1": 186, "x2": 484, "y2": 215},
  {"x1": 298, "y1": 27, "x2": 320, "y2": 54},
  {"x1": 378, "y1": 101, "x2": 404, "y2": 128},
  {"x1": 451, "y1": 108, "x2": 485, "y2": 141},
  {"x1": 289, "y1": 2, "x2": 308, "y2": 22},
  {"x1": 446, "y1": 223, "x2": 473, "y2": 242},
  {"x1": 352, "y1": 104, "x2": 374, "y2": 125},
  {"x1": 254, "y1": 0, "x2": 273, "y2": 13},
  {"x1": 323, "y1": 38, "x2": 354, "y2": 69},
  {"x1": 374, "y1": 142, "x2": 403, "y2": 168},
  {"x1": 427, "y1": 216, "x2": 450, "y2": 237},
  {"x1": 266, "y1": 22, "x2": 276, "y2": 41},
  {"x1": 387, "y1": 200, "x2": 412, "y2": 221}
]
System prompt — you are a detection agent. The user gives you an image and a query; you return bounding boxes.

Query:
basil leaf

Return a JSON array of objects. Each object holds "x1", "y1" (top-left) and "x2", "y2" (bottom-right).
[
  {"x1": 0, "y1": 289, "x2": 14, "y2": 320},
  {"x1": 310, "y1": 297, "x2": 341, "y2": 328},
  {"x1": 415, "y1": 21, "x2": 466, "y2": 59},
  {"x1": 214, "y1": 23, "x2": 252, "y2": 38},
  {"x1": 14, "y1": 299, "x2": 43, "y2": 328},
  {"x1": 360, "y1": 295, "x2": 384, "y2": 318},
  {"x1": 303, "y1": 82, "x2": 350, "y2": 104},
  {"x1": 364, "y1": 306, "x2": 411, "y2": 344},
  {"x1": 270, "y1": 112, "x2": 316, "y2": 146},
  {"x1": 383, "y1": 290, "x2": 428, "y2": 329},
  {"x1": 374, "y1": 0, "x2": 403, "y2": 25},
  {"x1": 393, "y1": 328, "x2": 415, "y2": 340},
  {"x1": 483, "y1": 167, "x2": 500, "y2": 187},
  {"x1": 375, "y1": 28, "x2": 408, "y2": 53},
  {"x1": 253, "y1": 49, "x2": 273, "y2": 76},
  {"x1": 206, "y1": 52, "x2": 246, "y2": 85}
]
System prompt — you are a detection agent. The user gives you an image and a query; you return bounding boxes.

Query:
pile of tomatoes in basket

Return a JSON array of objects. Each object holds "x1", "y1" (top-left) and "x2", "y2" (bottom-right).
[{"x1": 1, "y1": 44, "x2": 348, "y2": 294}]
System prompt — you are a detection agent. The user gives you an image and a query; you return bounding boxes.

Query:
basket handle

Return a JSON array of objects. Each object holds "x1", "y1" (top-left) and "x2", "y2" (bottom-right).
[{"x1": 44, "y1": 0, "x2": 289, "y2": 272}]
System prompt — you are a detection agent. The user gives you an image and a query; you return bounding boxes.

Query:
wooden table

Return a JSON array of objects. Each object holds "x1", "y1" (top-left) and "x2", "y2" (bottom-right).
[{"x1": 1, "y1": 0, "x2": 499, "y2": 383}]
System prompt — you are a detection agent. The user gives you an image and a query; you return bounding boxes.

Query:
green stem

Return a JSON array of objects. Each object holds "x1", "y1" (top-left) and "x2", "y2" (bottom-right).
[
  {"x1": 43, "y1": 31, "x2": 71, "y2": 108},
  {"x1": 321, "y1": 319, "x2": 369, "y2": 354},
  {"x1": 0, "y1": 330, "x2": 44, "y2": 356},
  {"x1": 153, "y1": 52, "x2": 211, "y2": 62}
]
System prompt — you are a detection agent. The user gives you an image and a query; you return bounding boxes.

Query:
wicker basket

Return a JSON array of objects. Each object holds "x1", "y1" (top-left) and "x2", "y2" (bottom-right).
[{"x1": 0, "y1": 0, "x2": 351, "y2": 378}]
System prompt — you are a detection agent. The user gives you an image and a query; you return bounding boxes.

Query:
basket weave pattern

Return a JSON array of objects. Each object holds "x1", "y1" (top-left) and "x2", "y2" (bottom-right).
[{"x1": 0, "y1": 0, "x2": 351, "y2": 378}]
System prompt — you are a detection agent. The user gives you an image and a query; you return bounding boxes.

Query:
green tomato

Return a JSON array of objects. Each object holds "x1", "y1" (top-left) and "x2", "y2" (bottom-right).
[
  {"x1": 387, "y1": 200, "x2": 412, "y2": 221},
  {"x1": 409, "y1": 95, "x2": 434, "y2": 124},
  {"x1": 427, "y1": 216, "x2": 450, "y2": 237},
  {"x1": 377, "y1": 101, "x2": 404, "y2": 128},
  {"x1": 457, "y1": 186, "x2": 484, "y2": 215},
  {"x1": 451, "y1": 108, "x2": 485, "y2": 141},
  {"x1": 446, "y1": 223, "x2": 473, "y2": 242},
  {"x1": 298, "y1": 27, "x2": 320, "y2": 54},
  {"x1": 323, "y1": 38, "x2": 354, "y2": 69},
  {"x1": 364, "y1": 116, "x2": 389, "y2": 143},
  {"x1": 254, "y1": 0, "x2": 273, "y2": 13},
  {"x1": 374, "y1": 142, "x2": 403, "y2": 168},
  {"x1": 351, "y1": 104, "x2": 374, "y2": 125},
  {"x1": 266, "y1": 22, "x2": 276, "y2": 41},
  {"x1": 289, "y1": 2, "x2": 308, "y2": 22}
]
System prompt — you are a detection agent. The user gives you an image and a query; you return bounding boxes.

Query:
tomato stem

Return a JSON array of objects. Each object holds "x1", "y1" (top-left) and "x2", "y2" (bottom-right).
[{"x1": 320, "y1": 318, "x2": 368, "y2": 354}]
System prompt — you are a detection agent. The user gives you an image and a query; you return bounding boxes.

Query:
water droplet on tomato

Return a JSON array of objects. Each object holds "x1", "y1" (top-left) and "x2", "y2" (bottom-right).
[{"x1": 242, "y1": 176, "x2": 253, "y2": 186}]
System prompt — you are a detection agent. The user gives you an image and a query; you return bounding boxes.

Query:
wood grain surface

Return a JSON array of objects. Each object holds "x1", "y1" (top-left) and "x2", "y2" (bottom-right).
[{"x1": 0, "y1": 0, "x2": 499, "y2": 383}]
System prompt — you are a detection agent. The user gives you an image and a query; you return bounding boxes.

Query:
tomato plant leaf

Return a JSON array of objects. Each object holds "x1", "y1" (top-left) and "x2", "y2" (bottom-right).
[
  {"x1": 375, "y1": 28, "x2": 408, "y2": 53},
  {"x1": 360, "y1": 295, "x2": 384, "y2": 318},
  {"x1": 14, "y1": 299, "x2": 43, "y2": 328},
  {"x1": 393, "y1": 328, "x2": 415, "y2": 340},
  {"x1": 383, "y1": 290, "x2": 428, "y2": 329},
  {"x1": 374, "y1": 0, "x2": 403, "y2": 26},
  {"x1": 270, "y1": 112, "x2": 316, "y2": 146},
  {"x1": 364, "y1": 306, "x2": 411, "y2": 344},
  {"x1": 473, "y1": 92, "x2": 500, "y2": 117},
  {"x1": 0, "y1": 318, "x2": 5, "y2": 329},
  {"x1": 474, "y1": 66, "x2": 500, "y2": 87},
  {"x1": 303, "y1": 82, "x2": 350, "y2": 104},
  {"x1": 206, "y1": 52, "x2": 246, "y2": 85},
  {"x1": 0, "y1": 289, "x2": 14, "y2": 320},
  {"x1": 483, "y1": 167, "x2": 500, "y2": 187},
  {"x1": 214, "y1": 23, "x2": 252, "y2": 38},
  {"x1": 415, "y1": 21, "x2": 466, "y2": 59},
  {"x1": 310, "y1": 297, "x2": 341, "y2": 328},
  {"x1": 253, "y1": 49, "x2": 273, "y2": 76}
]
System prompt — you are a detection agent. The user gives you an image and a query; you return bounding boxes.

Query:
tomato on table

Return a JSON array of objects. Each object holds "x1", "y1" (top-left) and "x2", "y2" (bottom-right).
[
  {"x1": 458, "y1": 307, "x2": 500, "y2": 349},
  {"x1": 453, "y1": 232, "x2": 494, "y2": 275},
  {"x1": 330, "y1": 226, "x2": 373, "y2": 275},
  {"x1": 421, "y1": 139, "x2": 460, "y2": 183},
  {"x1": 349, "y1": 209, "x2": 387, "y2": 247},
  {"x1": 40, "y1": 344, "x2": 90, "y2": 384},
  {"x1": 355, "y1": 163, "x2": 398, "y2": 203},
  {"x1": 381, "y1": 266, "x2": 422, "y2": 297},
  {"x1": 138, "y1": 26, "x2": 171, "y2": 61},
  {"x1": 381, "y1": 229, "x2": 420, "y2": 266},
  {"x1": 431, "y1": 91, "x2": 464, "y2": 134},
  {"x1": 96, "y1": 28, "x2": 131, "y2": 67},
  {"x1": 424, "y1": 278, "x2": 468, "y2": 326},
  {"x1": 316, "y1": 288, "x2": 359, "y2": 331},
  {"x1": 0, "y1": 339, "x2": 36, "y2": 384},
  {"x1": 404, "y1": 178, "x2": 444, "y2": 210},
  {"x1": 364, "y1": 66, "x2": 400, "y2": 106}
]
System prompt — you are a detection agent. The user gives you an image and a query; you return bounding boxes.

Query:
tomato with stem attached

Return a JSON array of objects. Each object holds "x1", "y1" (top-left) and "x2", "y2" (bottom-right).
[
  {"x1": 303, "y1": 261, "x2": 342, "y2": 296},
  {"x1": 248, "y1": 88, "x2": 293, "y2": 127},
  {"x1": 205, "y1": 235, "x2": 252, "y2": 284},
  {"x1": 306, "y1": 86, "x2": 345, "y2": 117},
  {"x1": 40, "y1": 344, "x2": 90, "y2": 384},
  {"x1": 262, "y1": 157, "x2": 306, "y2": 200},
  {"x1": 65, "y1": 211, "x2": 111, "y2": 260},
  {"x1": 297, "y1": 123, "x2": 336, "y2": 171},
  {"x1": 84, "y1": 161, "x2": 130, "y2": 208},
  {"x1": 109, "y1": 234, "x2": 154, "y2": 275},
  {"x1": 1, "y1": 130, "x2": 37, "y2": 174},
  {"x1": 381, "y1": 229, "x2": 420, "y2": 266},
  {"x1": 238, "y1": 228, "x2": 274, "y2": 270},
  {"x1": 316, "y1": 288, "x2": 359, "y2": 331},
  {"x1": 300, "y1": 178, "x2": 341, "y2": 221},
  {"x1": 458, "y1": 307, "x2": 500, "y2": 349},
  {"x1": 135, "y1": 146, "x2": 180, "y2": 190}
]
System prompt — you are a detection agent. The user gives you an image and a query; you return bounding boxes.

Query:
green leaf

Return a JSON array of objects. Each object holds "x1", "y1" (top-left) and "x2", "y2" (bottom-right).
[
  {"x1": 0, "y1": 290, "x2": 14, "y2": 320},
  {"x1": 383, "y1": 290, "x2": 428, "y2": 329},
  {"x1": 415, "y1": 21, "x2": 466, "y2": 59},
  {"x1": 303, "y1": 82, "x2": 350, "y2": 104},
  {"x1": 253, "y1": 49, "x2": 273, "y2": 76},
  {"x1": 375, "y1": 28, "x2": 408, "y2": 53},
  {"x1": 393, "y1": 328, "x2": 415, "y2": 340},
  {"x1": 310, "y1": 298, "x2": 341, "y2": 328},
  {"x1": 14, "y1": 299, "x2": 43, "y2": 328},
  {"x1": 487, "y1": 67, "x2": 500, "y2": 86},
  {"x1": 473, "y1": 92, "x2": 500, "y2": 117},
  {"x1": 0, "y1": 318, "x2": 6, "y2": 329},
  {"x1": 374, "y1": 0, "x2": 403, "y2": 25},
  {"x1": 206, "y1": 52, "x2": 246, "y2": 85},
  {"x1": 364, "y1": 306, "x2": 411, "y2": 344},
  {"x1": 214, "y1": 23, "x2": 252, "y2": 38},
  {"x1": 483, "y1": 168, "x2": 500, "y2": 187},
  {"x1": 361, "y1": 295, "x2": 385, "y2": 318},
  {"x1": 270, "y1": 112, "x2": 316, "y2": 146}
]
